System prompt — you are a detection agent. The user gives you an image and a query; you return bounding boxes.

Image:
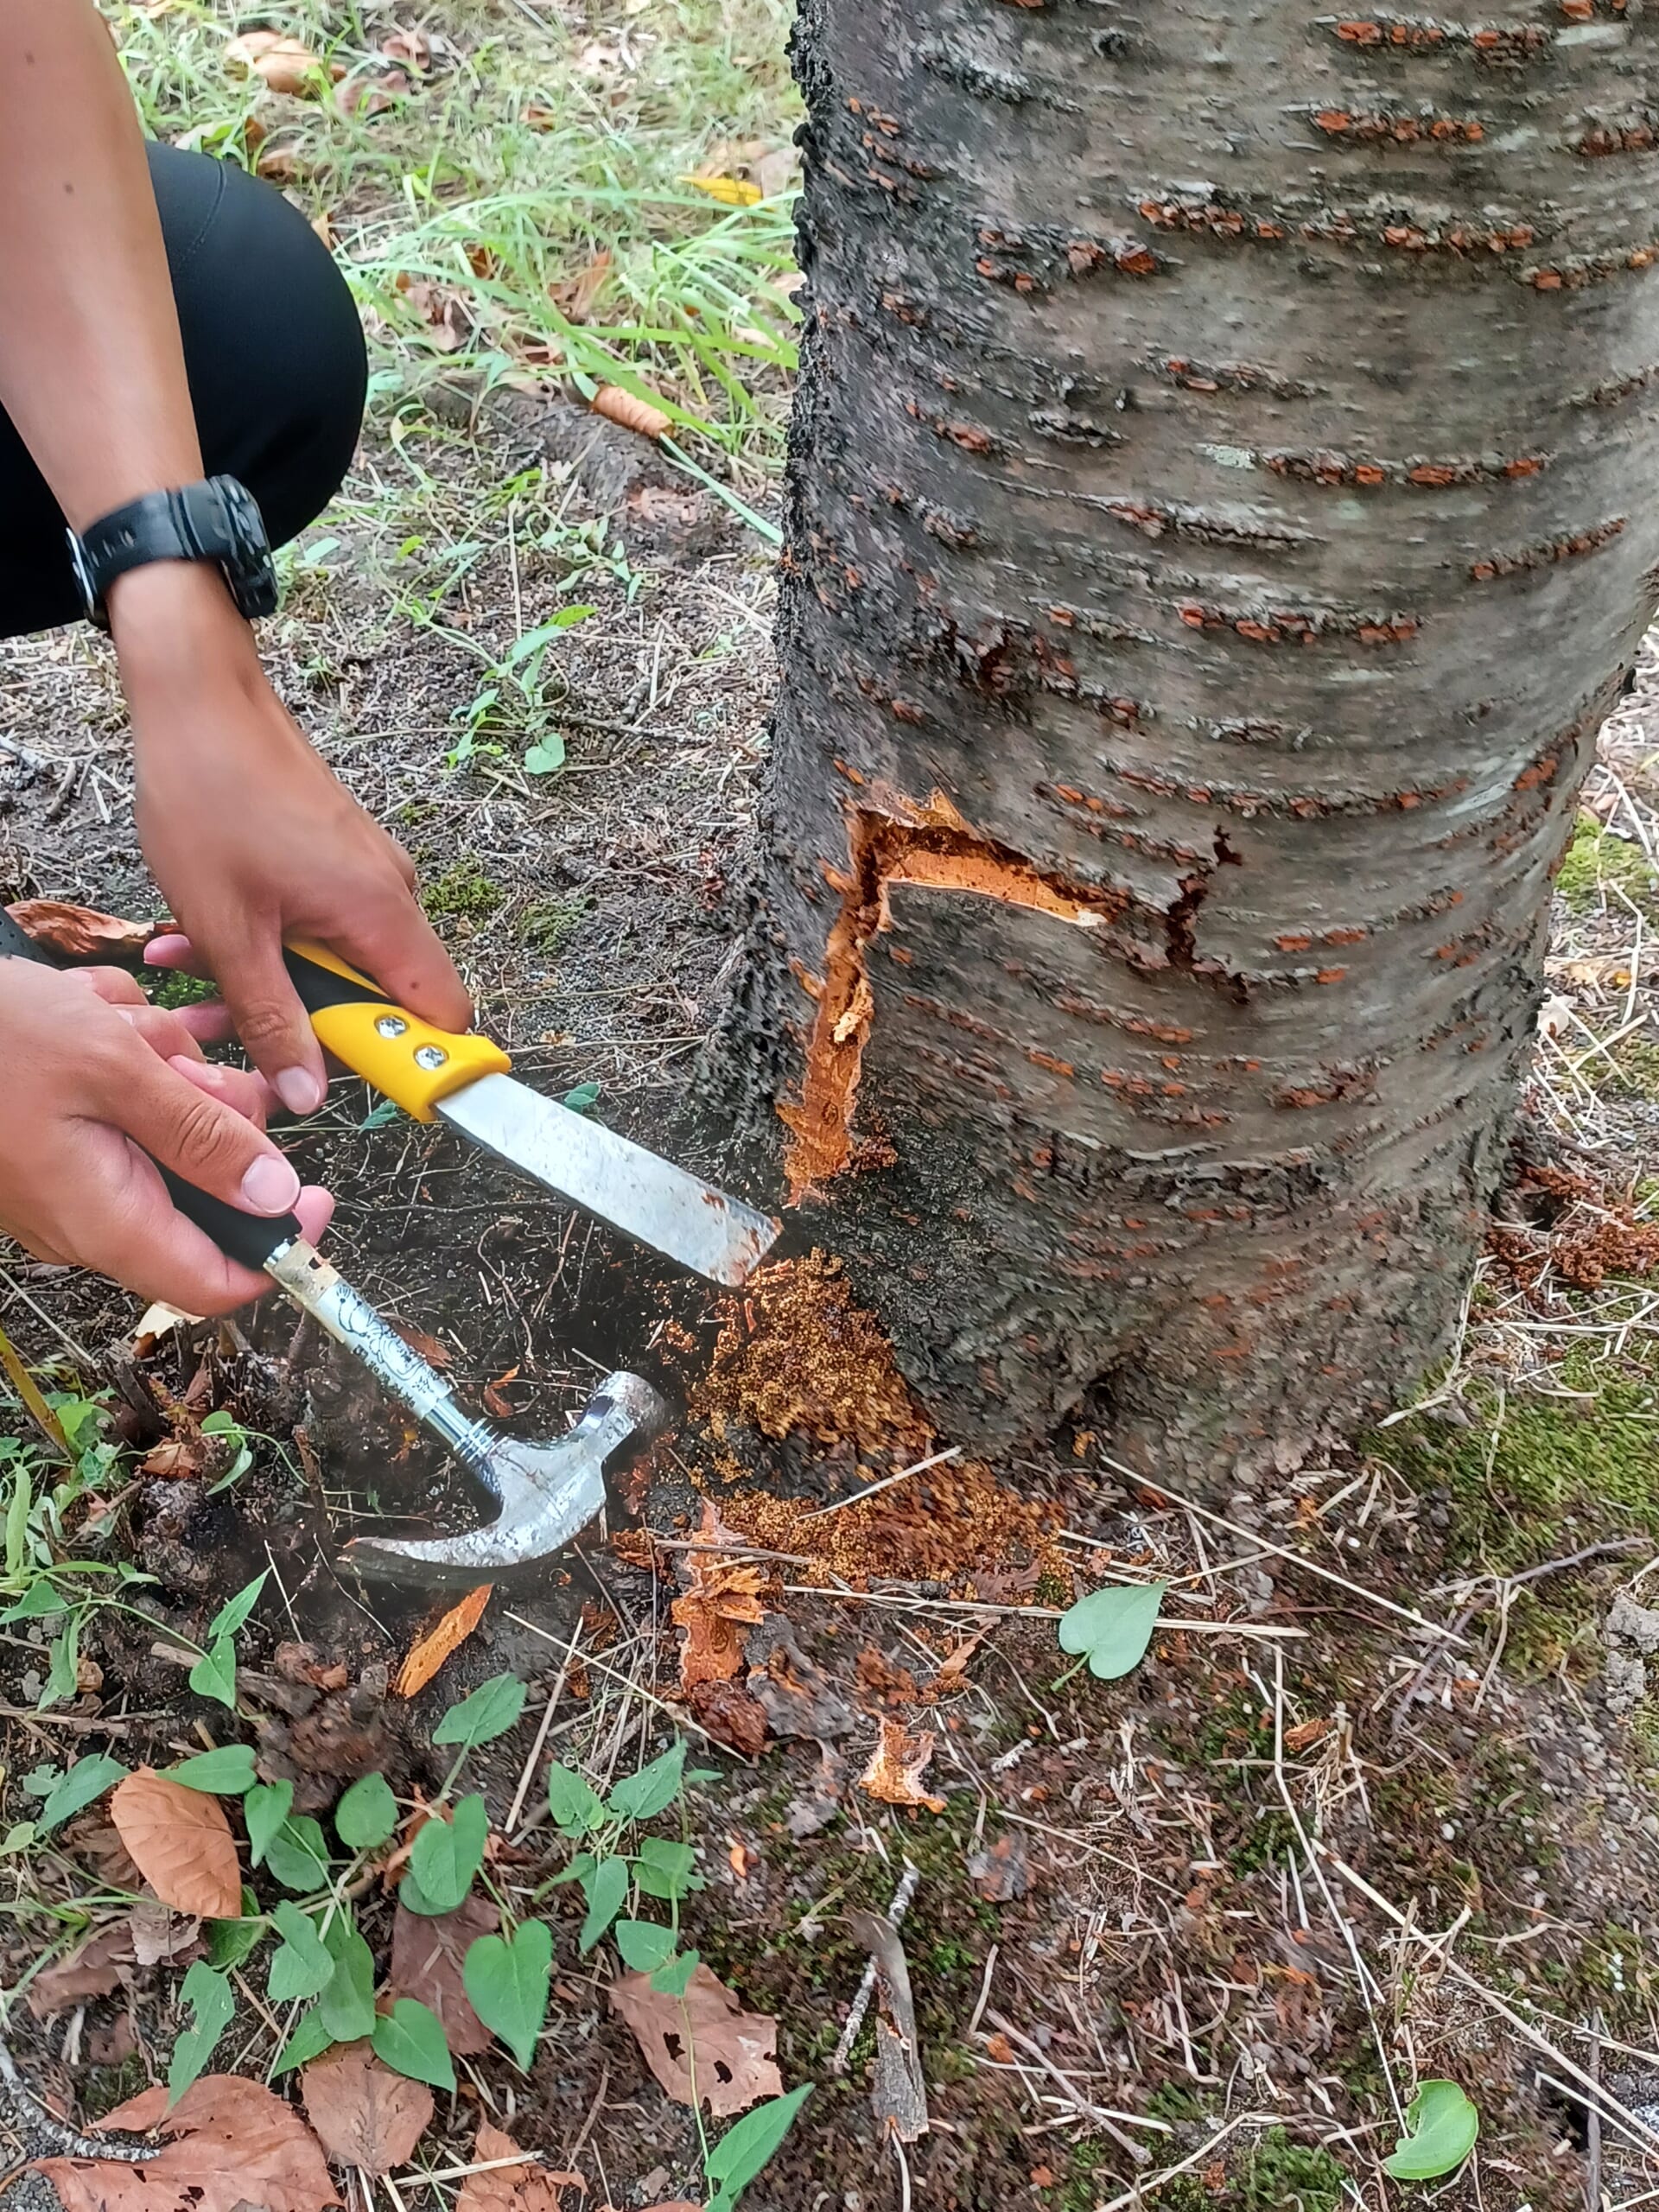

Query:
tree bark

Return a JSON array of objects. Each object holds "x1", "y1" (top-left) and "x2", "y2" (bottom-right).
[{"x1": 724, "y1": 0, "x2": 1659, "y2": 1482}]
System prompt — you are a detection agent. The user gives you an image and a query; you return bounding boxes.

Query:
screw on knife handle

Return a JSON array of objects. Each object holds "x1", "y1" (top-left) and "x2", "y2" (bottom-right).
[
  {"x1": 155, "y1": 1164, "x2": 301, "y2": 1274},
  {"x1": 282, "y1": 942, "x2": 510, "y2": 1123}
]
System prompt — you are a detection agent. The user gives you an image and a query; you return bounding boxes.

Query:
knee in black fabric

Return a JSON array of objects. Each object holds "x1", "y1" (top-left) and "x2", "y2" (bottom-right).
[{"x1": 147, "y1": 142, "x2": 368, "y2": 550}]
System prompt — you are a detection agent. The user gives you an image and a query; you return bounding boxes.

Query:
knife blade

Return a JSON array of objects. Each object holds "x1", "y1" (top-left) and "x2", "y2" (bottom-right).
[{"x1": 283, "y1": 942, "x2": 778, "y2": 1287}]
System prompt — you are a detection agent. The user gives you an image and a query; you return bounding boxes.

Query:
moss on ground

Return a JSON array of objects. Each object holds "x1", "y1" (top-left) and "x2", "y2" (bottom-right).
[
  {"x1": 148, "y1": 968, "x2": 218, "y2": 1010},
  {"x1": 1554, "y1": 813, "x2": 1658, "y2": 916},
  {"x1": 423, "y1": 861, "x2": 505, "y2": 930},
  {"x1": 1047, "y1": 2126, "x2": 1349, "y2": 2212},
  {"x1": 1370, "y1": 1352, "x2": 1659, "y2": 1581},
  {"x1": 520, "y1": 893, "x2": 590, "y2": 956}
]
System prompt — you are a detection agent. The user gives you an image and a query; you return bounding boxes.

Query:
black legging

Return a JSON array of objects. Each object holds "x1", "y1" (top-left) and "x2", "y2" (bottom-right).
[{"x1": 0, "y1": 143, "x2": 367, "y2": 639}]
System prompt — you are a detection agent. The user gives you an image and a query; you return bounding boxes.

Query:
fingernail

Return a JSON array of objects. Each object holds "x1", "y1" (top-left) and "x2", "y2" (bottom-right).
[
  {"x1": 274, "y1": 1067, "x2": 325, "y2": 1116},
  {"x1": 241, "y1": 1154, "x2": 302, "y2": 1215}
]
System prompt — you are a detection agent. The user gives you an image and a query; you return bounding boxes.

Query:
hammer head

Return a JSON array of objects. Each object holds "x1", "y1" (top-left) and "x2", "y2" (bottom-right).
[{"x1": 343, "y1": 1370, "x2": 667, "y2": 1586}]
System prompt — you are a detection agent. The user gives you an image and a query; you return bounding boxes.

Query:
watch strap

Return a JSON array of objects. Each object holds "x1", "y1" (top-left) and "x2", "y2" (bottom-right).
[{"x1": 68, "y1": 476, "x2": 278, "y2": 626}]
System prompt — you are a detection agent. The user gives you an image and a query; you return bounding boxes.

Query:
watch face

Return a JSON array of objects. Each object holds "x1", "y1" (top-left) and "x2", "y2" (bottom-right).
[{"x1": 208, "y1": 475, "x2": 280, "y2": 619}]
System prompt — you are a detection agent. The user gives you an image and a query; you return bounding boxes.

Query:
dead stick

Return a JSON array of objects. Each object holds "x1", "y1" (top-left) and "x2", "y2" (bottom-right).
[{"x1": 832, "y1": 1860, "x2": 919, "y2": 2074}]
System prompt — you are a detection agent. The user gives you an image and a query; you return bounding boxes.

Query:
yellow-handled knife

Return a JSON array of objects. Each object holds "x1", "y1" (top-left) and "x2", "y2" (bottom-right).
[{"x1": 285, "y1": 943, "x2": 778, "y2": 1287}]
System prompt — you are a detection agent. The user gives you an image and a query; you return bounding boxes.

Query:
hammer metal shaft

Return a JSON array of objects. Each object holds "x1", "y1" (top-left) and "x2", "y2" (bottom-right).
[{"x1": 264, "y1": 1239, "x2": 499, "y2": 1476}]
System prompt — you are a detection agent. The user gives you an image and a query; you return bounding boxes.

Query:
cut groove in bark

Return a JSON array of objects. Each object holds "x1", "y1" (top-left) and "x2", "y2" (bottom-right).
[{"x1": 779, "y1": 801, "x2": 1117, "y2": 1201}]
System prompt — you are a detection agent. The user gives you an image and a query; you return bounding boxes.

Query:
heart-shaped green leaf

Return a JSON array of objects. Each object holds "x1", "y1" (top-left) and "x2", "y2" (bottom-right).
[
  {"x1": 264, "y1": 1814, "x2": 333, "y2": 1894},
  {"x1": 207, "y1": 1570, "x2": 268, "y2": 1643},
  {"x1": 372, "y1": 1997, "x2": 455, "y2": 2091},
  {"x1": 36, "y1": 1753, "x2": 125, "y2": 1835},
  {"x1": 168, "y1": 1745, "x2": 257, "y2": 1796},
  {"x1": 434, "y1": 1674, "x2": 526, "y2": 1751},
  {"x1": 316, "y1": 1915, "x2": 376, "y2": 2044},
  {"x1": 651, "y1": 1948, "x2": 699, "y2": 1997},
  {"x1": 207, "y1": 1908, "x2": 264, "y2": 1970},
  {"x1": 1384, "y1": 2081, "x2": 1479, "y2": 2180},
  {"x1": 463, "y1": 1918, "x2": 551, "y2": 2069},
  {"x1": 613, "y1": 1919, "x2": 675, "y2": 1974},
  {"x1": 188, "y1": 1635, "x2": 237, "y2": 1710},
  {"x1": 633, "y1": 1836, "x2": 700, "y2": 1902},
  {"x1": 267, "y1": 1901, "x2": 332, "y2": 2004},
  {"x1": 242, "y1": 1780, "x2": 295, "y2": 1870},
  {"x1": 547, "y1": 1764, "x2": 605, "y2": 1834},
  {"x1": 404, "y1": 1794, "x2": 488, "y2": 1916},
  {"x1": 168, "y1": 1962, "x2": 233, "y2": 2106},
  {"x1": 578, "y1": 1855, "x2": 629, "y2": 1953},
  {"x1": 705, "y1": 2084, "x2": 813, "y2": 2212},
  {"x1": 271, "y1": 2009, "x2": 334, "y2": 2076},
  {"x1": 606, "y1": 1740, "x2": 685, "y2": 1824},
  {"x1": 1055, "y1": 1581, "x2": 1166, "y2": 1680},
  {"x1": 334, "y1": 1771, "x2": 398, "y2": 1851}
]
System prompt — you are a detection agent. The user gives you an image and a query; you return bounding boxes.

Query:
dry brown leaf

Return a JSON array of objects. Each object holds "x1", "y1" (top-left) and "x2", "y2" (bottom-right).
[
  {"x1": 255, "y1": 141, "x2": 304, "y2": 184},
  {"x1": 388, "y1": 1893, "x2": 497, "y2": 2056},
  {"x1": 391, "y1": 1321, "x2": 452, "y2": 1369},
  {"x1": 140, "y1": 1435, "x2": 204, "y2": 1480},
  {"x1": 609, "y1": 1961, "x2": 781, "y2": 2117},
  {"x1": 482, "y1": 1364, "x2": 520, "y2": 1419},
  {"x1": 302, "y1": 2041, "x2": 434, "y2": 2174},
  {"x1": 673, "y1": 1503, "x2": 769, "y2": 1690},
  {"x1": 225, "y1": 29, "x2": 331, "y2": 96},
  {"x1": 456, "y1": 2120, "x2": 584, "y2": 2212},
  {"x1": 338, "y1": 67, "x2": 412, "y2": 118},
  {"x1": 6, "y1": 899, "x2": 157, "y2": 963},
  {"x1": 382, "y1": 27, "x2": 435, "y2": 70},
  {"x1": 396, "y1": 276, "x2": 470, "y2": 352},
  {"x1": 128, "y1": 1899, "x2": 200, "y2": 1968},
  {"x1": 130, "y1": 1300, "x2": 199, "y2": 1357},
  {"x1": 109, "y1": 1768, "x2": 240, "y2": 1919},
  {"x1": 26, "y1": 1923, "x2": 134, "y2": 2018},
  {"x1": 35, "y1": 2075, "x2": 334, "y2": 2212},
  {"x1": 394, "y1": 1583, "x2": 494, "y2": 1697},
  {"x1": 591, "y1": 384, "x2": 671, "y2": 441},
  {"x1": 858, "y1": 1719, "x2": 946, "y2": 1815},
  {"x1": 550, "y1": 250, "x2": 613, "y2": 324},
  {"x1": 64, "y1": 1818, "x2": 144, "y2": 1891},
  {"x1": 685, "y1": 1676, "x2": 769, "y2": 1757}
]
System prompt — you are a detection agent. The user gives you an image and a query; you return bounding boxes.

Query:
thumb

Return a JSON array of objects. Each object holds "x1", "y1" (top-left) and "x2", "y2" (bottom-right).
[
  {"x1": 211, "y1": 930, "x2": 328, "y2": 1116},
  {"x1": 95, "y1": 1036, "x2": 302, "y2": 1221}
]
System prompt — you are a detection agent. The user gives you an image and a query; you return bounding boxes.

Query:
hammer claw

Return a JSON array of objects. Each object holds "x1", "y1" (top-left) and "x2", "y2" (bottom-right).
[{"x1": 343, "y1": 1370, "x2": 668, "y2": 1586}]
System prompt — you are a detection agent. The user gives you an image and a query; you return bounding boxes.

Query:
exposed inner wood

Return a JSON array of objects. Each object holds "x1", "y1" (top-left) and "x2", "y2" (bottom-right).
[{"x1": 779, "y1": 804, "x2": 1113, "y2": 1200}]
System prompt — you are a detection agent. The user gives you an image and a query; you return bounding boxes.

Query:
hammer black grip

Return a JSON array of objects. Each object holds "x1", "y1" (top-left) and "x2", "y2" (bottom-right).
[{"x1": 155, "y1": 1166, "x2": 301, "y2": 1274}]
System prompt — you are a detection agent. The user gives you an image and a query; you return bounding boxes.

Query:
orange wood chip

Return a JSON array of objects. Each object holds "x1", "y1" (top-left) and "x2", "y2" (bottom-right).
[
  {"x1": 590, "y1": 383, "x2": 671, "y2": 441},
  {"x1": 394, "y1": 1584, "x2": 493, "y2": 1698}
]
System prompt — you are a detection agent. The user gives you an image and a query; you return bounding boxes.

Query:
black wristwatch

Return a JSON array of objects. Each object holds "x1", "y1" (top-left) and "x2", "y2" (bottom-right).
[{"x1": 66, "y1": 475, "x2": 279, "y2": 629}]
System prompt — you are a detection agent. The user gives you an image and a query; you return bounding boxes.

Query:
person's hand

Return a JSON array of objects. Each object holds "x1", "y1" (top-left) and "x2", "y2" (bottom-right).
[
  {"x1": 111, "y1": 563, "x2": 472, "y2": 1116},
  {"x1": 0, "y1": 960, "x2": 332, "y2": 1313}
]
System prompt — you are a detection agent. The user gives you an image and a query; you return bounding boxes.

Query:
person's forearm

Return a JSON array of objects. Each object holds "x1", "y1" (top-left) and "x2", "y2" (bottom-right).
[{"x1": 0, "y1": 0, "x2": 201, "y2": 531}]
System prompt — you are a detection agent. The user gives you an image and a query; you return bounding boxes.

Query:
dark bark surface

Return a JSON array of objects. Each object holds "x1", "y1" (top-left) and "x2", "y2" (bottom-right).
[{"x1": 729, "y1": 0, "x2": 1659, "y2": 1480}]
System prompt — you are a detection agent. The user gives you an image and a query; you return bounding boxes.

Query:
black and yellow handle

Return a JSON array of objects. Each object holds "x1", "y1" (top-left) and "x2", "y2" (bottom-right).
[{"x1": 283, "y1": 943, "x2": 510, "y2": 1122}]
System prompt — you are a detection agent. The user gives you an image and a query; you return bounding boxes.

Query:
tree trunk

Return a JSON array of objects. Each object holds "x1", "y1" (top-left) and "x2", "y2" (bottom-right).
[{"x1": 724, "y1": 0, "x2": 1659, "y2": 1483}]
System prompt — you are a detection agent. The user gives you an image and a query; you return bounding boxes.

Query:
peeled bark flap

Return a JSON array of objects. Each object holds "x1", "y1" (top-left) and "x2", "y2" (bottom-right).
[{"x1": 756, "y1": 0, "x2": 1659, "y2": 1470}]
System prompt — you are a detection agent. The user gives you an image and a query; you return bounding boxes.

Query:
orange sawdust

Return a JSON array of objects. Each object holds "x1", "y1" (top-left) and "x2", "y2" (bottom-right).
[
  {"x1": 715, "y1": 1453, "x2": 1071, "y2": 1595},
  {"x1": 779, "y1": 801, "x2": 1116, "y2": 1201},
  {"x1": 688, "y1": 1253, "x2": 1069, "y2": 1594},
  {"x1": 694, "y1": 1250, "x2": 930, "y2": 1459},
  {"x1": 671, "y1": 1502, "x2": 772, "y2": 1690}
]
